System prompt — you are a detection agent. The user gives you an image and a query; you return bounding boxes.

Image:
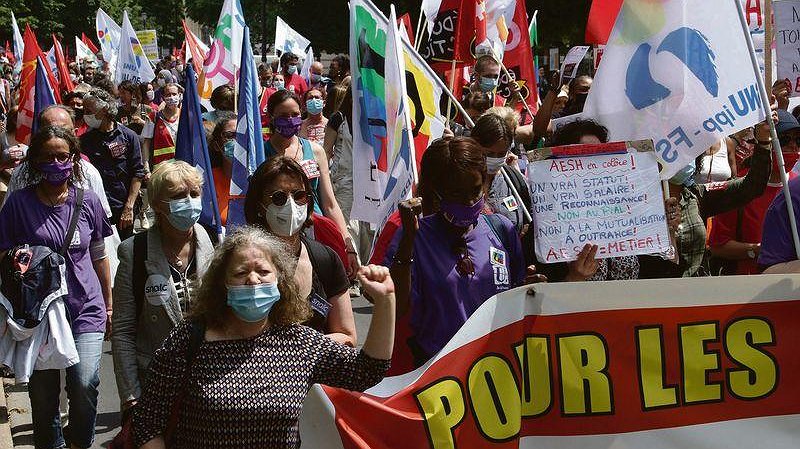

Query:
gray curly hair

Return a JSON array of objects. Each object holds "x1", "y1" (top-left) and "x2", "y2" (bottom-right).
[
  {"x1": 188, "y1": 226, "x2": 311, "y2": 329},
  {"x1": 85, "y1": 87, "x2": 118, "y2": 119}
]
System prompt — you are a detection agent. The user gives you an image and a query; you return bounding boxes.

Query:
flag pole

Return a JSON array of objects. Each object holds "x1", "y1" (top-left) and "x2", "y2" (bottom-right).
[
  {"x1": 498, "y1": 59, "x2": 536, "y2": 123},
  {"x1": 765, "y1": 0, "x2": 774, "y2": 89},
  {"x1": 735, "y1": 0, "x2": 800, "y2": 260},
  {"x1": 446, "y1": 60, "x2": 457, "y2": 123},
  {"x1": 414, "y1": 8, "x2": 425, "y2": 50}
]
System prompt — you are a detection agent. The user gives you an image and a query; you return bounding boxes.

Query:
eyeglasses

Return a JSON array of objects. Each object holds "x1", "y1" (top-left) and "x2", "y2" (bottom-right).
[
  {"x1": 779, "y1": 135, "x2": 800, "y2": 147},
  {"x1": 264, "y1": 189, "x2": 309, "y2": 207}
]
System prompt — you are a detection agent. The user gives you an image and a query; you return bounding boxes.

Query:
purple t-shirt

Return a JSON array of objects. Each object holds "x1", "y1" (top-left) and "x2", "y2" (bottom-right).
[
  {"x1": 759, "y1": 176, "x2": 800, "y2": 269},
  {"x1": 0, "y1": 185, "x2": 114, "y2": 334},
  {"x1": 383, "y1": 213, "x2": 525, "y2": 357}
]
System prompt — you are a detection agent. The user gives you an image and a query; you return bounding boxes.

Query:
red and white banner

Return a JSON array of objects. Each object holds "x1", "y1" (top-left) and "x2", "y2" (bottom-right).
[{"x1": 301, "y1": 275, "x2": 800, "y2": 448}]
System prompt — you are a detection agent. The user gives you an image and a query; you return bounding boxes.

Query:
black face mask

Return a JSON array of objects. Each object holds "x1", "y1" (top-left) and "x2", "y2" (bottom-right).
[{"x1": 74, "y1": 108, "x2": 84, "y2": 120}]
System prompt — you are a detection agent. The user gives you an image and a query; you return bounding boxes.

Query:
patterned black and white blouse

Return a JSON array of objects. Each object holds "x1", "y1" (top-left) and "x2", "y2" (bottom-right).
[{"x1": 133, "y1": 320, "x2": 390, "y2": 448}]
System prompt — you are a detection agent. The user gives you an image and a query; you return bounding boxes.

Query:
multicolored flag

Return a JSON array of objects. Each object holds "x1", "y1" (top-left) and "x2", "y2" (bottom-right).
[
  {"x1": 32, "y1": 55, "x2": 57, "y2": 136},
  {"x1": 582, "y1": 0, "x2": 766, "y2": 179},
  {"x1": 227, "y1": 26, "x2": 265, "y2": 228},
  {"x1": 52, "y1": 34, "x2": 75, "y2": 93},
  {"x1": 96, "y1": 8, "x2": 121, "y2": 75},
  {"x1": 201, "y1": 0, "x2": 245, "y2": 107},
  {"x1": 175, "y1": 63, "x2": 223, "y2": 238},
  {"x1": 114, "y1": 10, "x2": 156, "y2": 85},
  {"x1": 81, "y1": 32, "x2": 99, "y2": 54},
  {"x1": 182, "y1": 20, "x2": 209, "y2": 75},
  {"x1": 17, "y1": 25, "x2": 60, "y2": 144},
  {"x1": 349, "y1": 0, "x2": 448, "y2": 224},
  {"x1": 376, "y1": 6, "x2": 418, "y2": 232},
  {"x1": 11, "y1": 12, "x2": 24, "y2": 74},
  {"x1": 275, "y1": 16, "x2": 311, "y2": 57}
]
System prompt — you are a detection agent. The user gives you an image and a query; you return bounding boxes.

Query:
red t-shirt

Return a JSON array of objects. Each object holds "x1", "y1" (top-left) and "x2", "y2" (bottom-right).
[
  {"x1": 310, "y1": 213, "x2": 347, "y2": 267},
  {"x1": 284, "y1": 73, "x2": 308, "y2": 98},
  {"x1": 708, "y1": 175, "x2": 795, "y2": 274}
]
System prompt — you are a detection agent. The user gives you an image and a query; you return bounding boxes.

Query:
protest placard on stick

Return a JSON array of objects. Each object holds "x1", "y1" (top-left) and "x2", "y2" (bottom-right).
[
  {"x1": 775, "y1": 0, "x2": 800, "y2": 96},
  {"x1": 526, "y1": 140, "x2": 671, "y2": 263}
]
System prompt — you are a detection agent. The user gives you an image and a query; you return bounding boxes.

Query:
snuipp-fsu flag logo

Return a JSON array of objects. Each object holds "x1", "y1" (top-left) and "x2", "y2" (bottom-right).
[{"x1": 583, "y1": 0, "x2": 766, "y2": 180}]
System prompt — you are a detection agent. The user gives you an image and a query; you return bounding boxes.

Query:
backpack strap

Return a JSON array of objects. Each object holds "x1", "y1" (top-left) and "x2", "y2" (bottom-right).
[
  {"x1": 60, "y1": 187, "x2": 84, "y2": 256},
  {"x1": 500, "y1": 165, "x2": 532, "y2": 224},
  {"x1": 132, "y1": 232, "x2": 148, "y2": 322}
]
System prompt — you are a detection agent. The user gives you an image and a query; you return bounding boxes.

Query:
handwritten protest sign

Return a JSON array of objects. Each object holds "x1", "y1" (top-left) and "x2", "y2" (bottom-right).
[
  {"x1": 560, "y1": 45, "x2": 590, "y2": 85},
  {"x1": 775, "y1": 0, "x2": 800, "y2": 96},
  {"x1": 526, "y1": 140, "x2": 670, "y2": 263}
]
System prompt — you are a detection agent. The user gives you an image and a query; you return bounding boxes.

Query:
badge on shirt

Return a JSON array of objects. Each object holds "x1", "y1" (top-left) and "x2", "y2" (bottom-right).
[
  {"x1": 502, "y1": 195, "x2": 519, "y2": 212},
  {"x1": 490, "y1": 247, "x2": 506, "y2": 267},
  {"x1": 107, "y1": 141, "x2": 127, "y2": 159},
  {"x1": 144, "y1": 274, "x2": 171, "y2": 306},
  {"x1": 300, "y1": 159, "x2": 321, "y2": 180},
  {"x1": 493, "y1": 265, "x2": 509, "y2": 287},
  {"x1": 69, "y1": 230, "x2": 82, "y2": 249},
  {"x1": 309, "y1": 292, "x2": 331, "y2": 317}
]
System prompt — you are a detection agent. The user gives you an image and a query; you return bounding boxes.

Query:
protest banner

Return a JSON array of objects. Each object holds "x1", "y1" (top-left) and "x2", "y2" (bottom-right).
[
  {"x1": 582, "y1": 0, "x2": 767, "y2": 180},
  {"x1": 775, "y1": 0, "x2": 800, "y2": 96},
  {"x1": 548, "y1": 47, "x2": 559, "y2": 71},
  {"x1": 559, "y1": 45, "x2": 590, "y2": 85},
  {"x1": 136, "y1": 29, "x2": 159, "y2": 61},
  {"x1": 525, "y1": 140, "x2": 670, "y2": 263},
  {"x1": 300, "y1": 274, "x2": 800, "y2": 449}
]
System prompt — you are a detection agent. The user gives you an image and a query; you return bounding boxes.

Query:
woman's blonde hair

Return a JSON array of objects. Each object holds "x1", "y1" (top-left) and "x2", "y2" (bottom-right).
[
  {"x1": 148, "y1": 159, "x2": 204, "y2": 208},
  {"x1": 485, "y1": 106, "x2": 520, "y2": 135},
  {"x1": 189, "y1": 226, "x2": 311, "y2": 329}
]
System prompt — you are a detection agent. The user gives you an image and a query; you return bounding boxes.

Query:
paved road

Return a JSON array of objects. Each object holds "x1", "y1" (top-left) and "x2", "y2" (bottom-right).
[{"x1": 6, "y1": 296, "x2": 375, "y2": 448}]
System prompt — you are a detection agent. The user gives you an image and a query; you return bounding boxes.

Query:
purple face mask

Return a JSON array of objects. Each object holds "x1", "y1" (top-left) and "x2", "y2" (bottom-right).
[
  {"x1": 273, "y1": 116, "x2": 303, "y2": 138},
  {"x1": 440, "y1": 197, "x2": 485, "y2": 227},
  {"x1": 38, "y1": 160, "x2": 73, "y2": 185}
]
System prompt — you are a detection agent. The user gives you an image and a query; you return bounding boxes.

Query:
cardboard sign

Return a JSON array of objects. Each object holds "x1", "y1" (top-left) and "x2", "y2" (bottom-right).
[
  {"x1": 526, "y1": 140, "x2": 670, "y2": 263},
  {"x1": 775, "y1": 0, "x2": 800, "y2": 96}
]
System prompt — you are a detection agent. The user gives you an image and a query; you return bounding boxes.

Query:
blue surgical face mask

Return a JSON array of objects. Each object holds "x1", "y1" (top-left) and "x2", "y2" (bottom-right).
[
  {"x1": 479, "y1": 76, "x2": 498, "y2": 92},
  {"x1": 669, "y1": 162, "x2": 696, "y2": 187},
  {"x1": 223, "y1": 140, "x2": 236, "y2": 159},
  {"x1": 226, "y1": 282, "x2": 281, "y2": 322},
  {"x1": 273, "y1": 80, "x2": 285, "y2": 90},
  {"x1": 306, "y1": 98, "x2": 324, "y2": 115},
  {"x1": 287, "y1": 64, "x2": 298, "y2": 75},
  {"x1": 166, "y1": 197, "x2": 202, "y2": 231}
]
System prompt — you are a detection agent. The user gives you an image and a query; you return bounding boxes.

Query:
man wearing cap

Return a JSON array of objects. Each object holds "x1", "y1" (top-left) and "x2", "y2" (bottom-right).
[{"x1": 709, "y1": 110, "x2": 800, "y2": 274}]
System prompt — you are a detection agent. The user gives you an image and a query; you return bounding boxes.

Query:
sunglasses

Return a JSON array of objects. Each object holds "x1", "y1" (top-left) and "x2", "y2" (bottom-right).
[
  {"x1": 264, "y1": 189, "x2": 309, "y2": 207},
  {"x1": 779, "y1": 135, "x2": 800, "y2": 147}
]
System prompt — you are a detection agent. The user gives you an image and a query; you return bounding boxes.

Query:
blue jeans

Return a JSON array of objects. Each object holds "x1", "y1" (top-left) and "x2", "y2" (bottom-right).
[{"x1": 28, "y1": 332, "x2": 104, "y2": 449}]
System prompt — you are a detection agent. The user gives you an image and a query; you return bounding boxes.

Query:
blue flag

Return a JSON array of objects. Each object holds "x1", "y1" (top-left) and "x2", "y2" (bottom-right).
[
  {"x1": 175, "y1": 63, "x2": 223, "y2": 237},
  {"x1": 32, "y1": 56, "x2": 56, "y2": 135},
  {"x1": 228, "y1": 25, "x2": 265, "y2": 227}
]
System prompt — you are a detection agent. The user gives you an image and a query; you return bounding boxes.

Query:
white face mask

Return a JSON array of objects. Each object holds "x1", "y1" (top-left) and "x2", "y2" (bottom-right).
[
  {"x1": 486, "y1": 155, "x2": 507, "y2": 175},
  {"x1": 84, "y1": 113, "x2": 102, "y2": 129},
  {"x1": 263, "y1": 197, "x2": 307, "y2": 237},
  {"x1": 146, "y1": 90, "x2": 155, "y2": 101}
]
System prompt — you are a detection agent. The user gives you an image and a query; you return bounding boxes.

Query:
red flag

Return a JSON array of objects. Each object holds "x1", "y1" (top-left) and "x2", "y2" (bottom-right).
[
  {"x1": 18, "y1": 25, "x2": 61, "y2": 144},
  {"x1": 81, "y1": 32, "x2": 99, "y2": 54},
  {"x1": 183, "y1": 20, "x2": 208, "y2": 75},
  {"x1": 500, "y1": 1, "x2": 539, "y2": 118},
  {"x1": 398, "y1": 13, "x2": 415, "y2": 46},
  {"x1": 454, "y1": 0, "x2": 478, "y2": 64},
  {"x1": 52, "y1": 34, "x2": 75, "y2": 94},
  {"x1": 474, "y1": 0, "x2": 487, "y2": 48},
  {"x1": 420, "y1": 0, "x2": 463, "y2": 72},
  {"x1": 585, "y1": 0, "x2": 624, "y2": 44}
]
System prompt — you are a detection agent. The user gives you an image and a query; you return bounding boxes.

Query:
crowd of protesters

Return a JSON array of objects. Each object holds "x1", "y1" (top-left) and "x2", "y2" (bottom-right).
[{"x1": 0, "y1": 26, "x2": 797, "y2": 449}]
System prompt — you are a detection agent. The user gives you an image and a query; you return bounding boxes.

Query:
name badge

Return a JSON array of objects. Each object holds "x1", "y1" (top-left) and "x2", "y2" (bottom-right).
[
  {"x1": 144, "y1": 274, "x2": 171, "y2": 306},
  {"x1": 300, "y1": 159, "x2": 321, "y2": 180},
  {"x1": 490, "y1": 247, "x2": 506, "y2": 266},
  {"x1": 309, "y1": 292, "x2": 331, "y2": 317},
  {"x1": 107, "y1": 141, "x2": 127, "y2": 159},
  {"x1": 502, "y1": 195, "x2": 519, "y2": 212}
]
